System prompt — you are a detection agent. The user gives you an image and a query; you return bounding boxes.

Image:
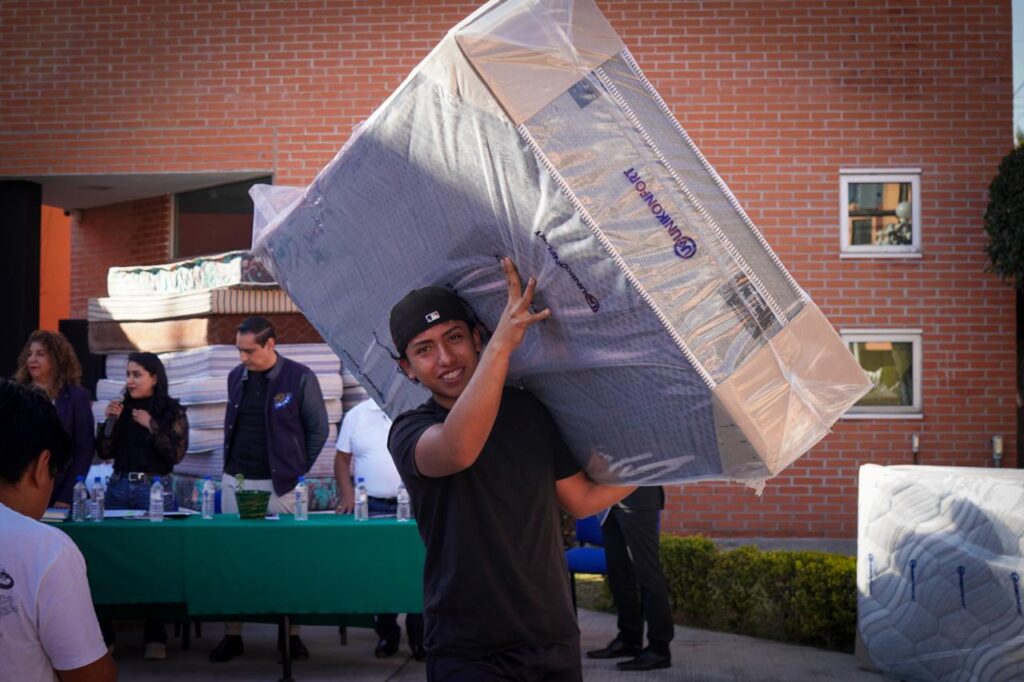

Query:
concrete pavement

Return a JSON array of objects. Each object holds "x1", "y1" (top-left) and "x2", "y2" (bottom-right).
[{"x1": 107, "y1": 609, "x2": 883, "y2": 681}]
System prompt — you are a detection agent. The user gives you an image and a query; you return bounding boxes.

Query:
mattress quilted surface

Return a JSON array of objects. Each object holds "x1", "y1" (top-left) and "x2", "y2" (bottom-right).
[{"x1": 857, "y1": 464, "x2": 1024, "y2": 681}]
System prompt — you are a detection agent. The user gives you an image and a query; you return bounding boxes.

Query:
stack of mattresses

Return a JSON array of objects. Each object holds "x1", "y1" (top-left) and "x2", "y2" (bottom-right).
[
  {"x1": 341, "y1": 364, "x2": 370, "y2": 414},
  {"x1": 857, "y1": 465, "x2": 1024, "y2": 681},
  {"x1": 88, "y1": 252, "x2": 348, "y2": 510},
  {"x1": 89, "y1": 251, "x2": 324, "y2": 353}
]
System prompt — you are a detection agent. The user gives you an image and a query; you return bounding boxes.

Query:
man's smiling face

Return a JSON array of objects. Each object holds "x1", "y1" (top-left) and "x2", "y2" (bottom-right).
[{"x1": 399, "y1": 320, "x2": 482, "y2": 409}]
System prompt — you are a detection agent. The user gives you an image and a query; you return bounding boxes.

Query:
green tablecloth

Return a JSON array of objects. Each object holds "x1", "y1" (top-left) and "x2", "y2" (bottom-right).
[{"x1": 60, "y1": 514, "x2": 425, "y2": 617}]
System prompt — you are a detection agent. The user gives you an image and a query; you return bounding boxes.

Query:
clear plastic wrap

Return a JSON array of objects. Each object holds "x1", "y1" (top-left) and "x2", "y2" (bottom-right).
[
  {"x1": 250, "y1": 0, "x2": 870, "y2": 487},
  {"x1": 858, "y1": 465, "x2": 1024, "y2": 681}
]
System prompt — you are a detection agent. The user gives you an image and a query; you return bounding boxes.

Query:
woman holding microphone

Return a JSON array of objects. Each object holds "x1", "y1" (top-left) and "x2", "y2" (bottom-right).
[
  {"x1": 97, "y1": 351, "x2": 188, "y2": 660},
  {"x1": 99, "y1": 351, "x2": 188, "y2": 510}
]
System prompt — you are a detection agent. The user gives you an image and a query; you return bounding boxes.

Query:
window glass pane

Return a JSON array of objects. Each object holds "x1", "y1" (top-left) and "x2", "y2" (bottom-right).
[
  {"x1": 847, "y1": 181, "x2": 912, "y2": 246},
  {"x1": 849, "y1": 340, "x2": 914, "y2": 407},
  {"x1": 176, "y1": 176, "x2": 272, "y2": 257}
]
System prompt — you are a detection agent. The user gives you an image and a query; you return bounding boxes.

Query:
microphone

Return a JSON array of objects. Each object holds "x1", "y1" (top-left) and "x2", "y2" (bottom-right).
[{"x1": 103, "y1": 387, "x2": 128, "y2": 437}]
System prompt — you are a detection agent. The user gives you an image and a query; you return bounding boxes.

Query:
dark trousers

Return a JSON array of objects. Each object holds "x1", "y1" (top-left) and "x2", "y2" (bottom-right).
[
  {"x1": 101, "y1": 618, "x2": 167, "y2": 645},
  {"x1": 375, "y1": 613, "x2": 424, "y2": 646},
  {"x1": 369, "y1": 496, "x2": 423, "y2": 644},
  {"x1": 105, "y1": 476, "x2": 176, "y2": 512},
  {"x1": 426, "y1": 639, "x2": 582, "y2": 682},
  {"x1": 603, "y1": 506, "x2": 673, "y2": 651}
]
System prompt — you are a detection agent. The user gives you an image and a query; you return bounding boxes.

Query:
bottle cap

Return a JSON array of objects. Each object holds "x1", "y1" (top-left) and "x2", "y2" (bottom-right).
[
  {"x1": 153, "y1": 476, "x2": 161, "y2": 482},
  {"x1": 204, "y1": 475, "x2": 211, "y2": 480},
  {"x1": 94, "y1": 477, "x2": 102, "y2": 483},
  {"x1": 76, "y1": 475, "x2": 85, "y2": 482},
  {"x1": 298, "y1": 475, "x2": 305, "y2": 482},
  {"x1": 357, "y1": 477, "x2": 365, "y2": 483}
]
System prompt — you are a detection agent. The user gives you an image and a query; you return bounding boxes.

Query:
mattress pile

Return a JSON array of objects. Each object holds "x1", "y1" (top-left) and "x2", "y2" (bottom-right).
[
  {"x1": 857, "y1": 464, "x2": 1024, "y2": 681},
  {"x1": 88, "y1": 250, "x2": 324, "y2": 353},
  {"x1": 250, "y1": 0, "x2": 870, "y2": 488},
  {"x1": 89, "y1": 251, "x2": 367, "y2": 509}
]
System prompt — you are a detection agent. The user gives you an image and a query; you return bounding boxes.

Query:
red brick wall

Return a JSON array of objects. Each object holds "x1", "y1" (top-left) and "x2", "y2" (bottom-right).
[
  {"x1": 70, "y1": 197, "x2": 172, "y2": 314},
  {"x1": 1, "y1": 1, "x2": 1014, "y2": 539}
]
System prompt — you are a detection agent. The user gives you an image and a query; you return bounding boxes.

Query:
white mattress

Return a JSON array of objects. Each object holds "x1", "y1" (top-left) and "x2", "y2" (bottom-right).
[
  {"x1": 306, "y1": 440, "x2": 340, "y2": 478},
  {"x1": 249, "y1": 0, "x2": 870, "y2": 487},
  {"x1": 88, "y1": 286, "x2": 299, "y2": 322},
  {"x1": 107, "y1": 250, "x2": 275, "y2": 297},
  {"x1": 105, "y1": 344, "x2": 342, "y2": 382},
  {"x1": 188, "y1": 427, "x2": 223, "y2": 453},
  {"x1": 857, "y1": 464, "x2": 1024, "y2": 681},
  {"x1": 173, "y1": 449, "x2": 223, "y2": 478},
  {"x1": 341, "y1": 369, "x2": 370, "y2": 413},
  {"x1": 174, "y1": 425, "x2": 338, "y2": 477},
  {"x1": 96, "y1": 373, "x2": 344, "y2": 404},
  {"x1": 93, "y1": 398, "x2": 343, "y2": 430}
]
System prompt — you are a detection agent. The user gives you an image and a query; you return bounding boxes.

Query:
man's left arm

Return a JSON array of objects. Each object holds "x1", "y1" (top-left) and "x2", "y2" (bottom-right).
[
  {"x1": 298, "y1": 372, "x2": 329, "y2": 468},
  {"x1": 556, "y1": 472, "x2": 636, "y2": 519}
]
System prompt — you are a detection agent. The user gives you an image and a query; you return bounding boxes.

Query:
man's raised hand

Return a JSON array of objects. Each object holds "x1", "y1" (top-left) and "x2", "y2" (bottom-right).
[{"x1": 489, "y1": 257, "x2": 550, "y2": 354}]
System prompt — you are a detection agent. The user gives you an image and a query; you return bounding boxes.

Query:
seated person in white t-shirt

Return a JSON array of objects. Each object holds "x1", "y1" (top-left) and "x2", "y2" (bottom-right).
[
  {"x1": 334, "y1": 399, "x2": 425, "y2": 661},
  {"x1": 0, "y1": 379, "x2": 117, "y2": 682}
]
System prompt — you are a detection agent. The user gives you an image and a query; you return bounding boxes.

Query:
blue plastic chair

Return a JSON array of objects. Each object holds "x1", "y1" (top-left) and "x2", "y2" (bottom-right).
[{"x1": 565, "y1": 514, "x2": 607, "y2": 610}]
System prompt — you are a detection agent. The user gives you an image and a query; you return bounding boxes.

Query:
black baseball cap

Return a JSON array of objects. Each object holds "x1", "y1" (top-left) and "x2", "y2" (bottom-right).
[{"x1": 390, "y1": 287, "x2": 472, "y2": 357}]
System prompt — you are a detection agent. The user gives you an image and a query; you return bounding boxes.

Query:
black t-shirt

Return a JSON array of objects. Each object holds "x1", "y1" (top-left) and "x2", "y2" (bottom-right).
[
  {"x1": 388, "y1": 386, "x2": 581, "y2": 657},
  {"x1": 226, "y1": 370, "x2": 271, "y2": 478}
]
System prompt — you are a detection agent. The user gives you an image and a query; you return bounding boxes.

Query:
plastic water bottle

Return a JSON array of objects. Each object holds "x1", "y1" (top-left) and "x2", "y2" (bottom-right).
[
  {"x1": 354, "y1": 477, "x2": 369, "y2": 522},
  {"x1": 90, "y1": 477, "x2": 105, "y2": 522},
  {"x1": 201, "y1": 476, "x2": 216, "y2": 520},
  {"x1": 396, "y1": 483, "x2": 411, "y2": 522},
  {"x1": 294, "y1": 476, "x2": 308, "y2": 521},
  {"x1": 149, "y1": 476, "x2": 164, "y2": 523},
  {"x1": 71, "y1": 476, "x2": 89, "y2": 522}
]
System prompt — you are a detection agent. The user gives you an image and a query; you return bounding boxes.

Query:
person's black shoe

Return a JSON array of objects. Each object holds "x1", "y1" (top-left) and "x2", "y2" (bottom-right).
[
  {"x1": 616, "y1": 648, "x2": 672, "y2": 671},
  {"x1": 288, "y1": 635, "x2": 310, "y2": 661},
  {"x1": 374, "y1": 637, "x2": 399, "y2": 658},
  {"x1": 410, "y1": 641, "x2": 426, "y2": 661},
  {"x1": 586, "y1": 636, "x2": 642, "y2": 659},
  {"x1": 208, "y1": 635, "x2": 244, "y2": 663}
]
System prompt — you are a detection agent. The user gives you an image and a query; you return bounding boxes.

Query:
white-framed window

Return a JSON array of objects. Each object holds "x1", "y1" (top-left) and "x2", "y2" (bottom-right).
[
  {"x1": 839, "y1": 168, "x2": 921, "y2": 258},
  {"x1": 841, "y1": 329, "x2": 923, "y2": 419}
]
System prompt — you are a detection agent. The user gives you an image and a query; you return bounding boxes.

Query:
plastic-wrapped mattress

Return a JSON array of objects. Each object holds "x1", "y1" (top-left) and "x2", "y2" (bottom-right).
[
  {"x1": 91, "y1": 397, "x2": 343, "y2": 430},
  {"x1": 104, "y1": 344, "x2": 342, "y2": 382},
  {"x1": 174, "y1": 425, "x2": 338, "y2": 477},
  {"x1": 340, "y1": 367, "x2": 370, "y2": 413},
  {"x1": 96, "y1": 373, "x2": 344, "y2": 404},
  {"x1": 857, "y1": 465, "x2": 1024, "y2": 681},
  {"x1": 251, "y1": 0, "x2": 870, "y2": 486}
]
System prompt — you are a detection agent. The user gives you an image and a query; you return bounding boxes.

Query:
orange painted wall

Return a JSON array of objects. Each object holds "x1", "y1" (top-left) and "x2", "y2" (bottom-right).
[{"x1": 39, "y1": 205, "x2": 70, "y2": 330}]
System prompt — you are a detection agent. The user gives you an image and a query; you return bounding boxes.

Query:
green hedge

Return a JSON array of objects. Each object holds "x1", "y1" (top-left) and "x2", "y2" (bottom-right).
[{"x1": 659, "y1": 536, "x2": 856, "y2": 651}]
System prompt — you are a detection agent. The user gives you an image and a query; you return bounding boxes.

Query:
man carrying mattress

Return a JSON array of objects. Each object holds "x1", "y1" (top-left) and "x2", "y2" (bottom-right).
[{"x1": 387, "y1": 258, "x2": 636, "y2": 680}]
